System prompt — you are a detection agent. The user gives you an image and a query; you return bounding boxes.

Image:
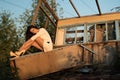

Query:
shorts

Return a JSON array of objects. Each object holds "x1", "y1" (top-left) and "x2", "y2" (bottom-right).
[{"x1": 43, "y1": 40, "x2": 53, "y2": 52}]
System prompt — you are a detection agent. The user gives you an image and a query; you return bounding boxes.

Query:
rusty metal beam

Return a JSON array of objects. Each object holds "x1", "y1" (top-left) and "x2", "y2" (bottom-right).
[
  {"x1": 42, "y1": 0, "x2": 59, "y2": 21},
  {"x1": 40, "y1": 6, "x2": 56, "y2": 27},
  {"x1": 69, "y1": 0, "x2": 80, "y2": 17},
  {"x1": 44, "y1": 18, "x2": 49, "y2": 29},
  {"x1": 10, "y1": 45, "x2": 84, "y2": 80},
  {"x1": 79, "y1": 44, "x2": 96, "y2": 55},
  {"x1": 31, "y1": 0, "x2": 41, "y2": 25},
  {"x1": 95, "y1": 0, "x2": 102, "y2": 15}
]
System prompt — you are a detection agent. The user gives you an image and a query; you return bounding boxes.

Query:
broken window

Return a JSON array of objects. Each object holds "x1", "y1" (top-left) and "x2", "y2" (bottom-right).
[{"x1": 65, "y1": 25, "x2": 84, "y2": 44}]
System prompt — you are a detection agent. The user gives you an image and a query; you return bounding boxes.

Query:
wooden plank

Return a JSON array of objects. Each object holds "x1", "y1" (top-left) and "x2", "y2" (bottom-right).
[
  {"x1": 57, "y1": 12, "x2": 120, "y2": 27},
  {"x1": 79, "y1": 44, "x2": 97, "y2": 55}
]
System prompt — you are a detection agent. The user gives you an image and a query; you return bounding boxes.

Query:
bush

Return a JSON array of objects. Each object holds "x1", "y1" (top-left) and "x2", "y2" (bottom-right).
[{"x1": 0, "y1": 52, "x2": 19, "y2": 80}]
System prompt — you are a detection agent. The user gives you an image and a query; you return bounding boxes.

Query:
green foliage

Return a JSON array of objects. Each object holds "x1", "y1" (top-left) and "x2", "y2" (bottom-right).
[
  {"x1": 0, "y1": 10, "x2": 18, "y2": 80},
  {"x1": 111, "y1": 6, "x2": 120, "y2": 12},
  {"x1": 0, "y1": 53, "x2": 19, "y2": 80},
  {"x1": 0, "y1": 10, "x2": 17, "y2": 51}
]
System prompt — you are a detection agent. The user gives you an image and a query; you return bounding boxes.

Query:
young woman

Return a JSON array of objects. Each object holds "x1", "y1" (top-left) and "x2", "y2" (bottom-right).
[{"x1": 10, "y1": 25, "x2": 53, "y2": 57}]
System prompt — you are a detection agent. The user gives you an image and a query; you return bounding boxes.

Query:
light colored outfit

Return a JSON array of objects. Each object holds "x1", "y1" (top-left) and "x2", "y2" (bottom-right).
[
  {"x1": 37, "y1": 28, "x2": 53, "y2": 52},
  {"x1": 10, "y1": 28, "x2": 53, "y2": 57}
]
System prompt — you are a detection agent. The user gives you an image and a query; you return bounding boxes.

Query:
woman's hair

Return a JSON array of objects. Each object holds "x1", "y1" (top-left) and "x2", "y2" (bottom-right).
[{"x1": 25, "y1": 25, "x2": 39, "y2": 41}]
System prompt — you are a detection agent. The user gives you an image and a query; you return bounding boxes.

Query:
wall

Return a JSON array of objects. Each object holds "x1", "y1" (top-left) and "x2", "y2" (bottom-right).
[{"x1": 10, "y1": 40, "x2": 120, "y2": 80}]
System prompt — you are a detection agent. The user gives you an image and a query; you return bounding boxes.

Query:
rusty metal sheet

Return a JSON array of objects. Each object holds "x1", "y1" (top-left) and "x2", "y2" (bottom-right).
[
  {"x1": 11, "y1": 45, "x2": 83, "y2": 80},
  {"x1": 10, "y1": 41, "x2": 120, "y2": 80}
]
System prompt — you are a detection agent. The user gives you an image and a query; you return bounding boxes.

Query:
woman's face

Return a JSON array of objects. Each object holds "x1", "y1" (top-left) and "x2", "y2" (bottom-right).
[{"x1": 30, "y1": 28, "x2": 39, "y2": 34}]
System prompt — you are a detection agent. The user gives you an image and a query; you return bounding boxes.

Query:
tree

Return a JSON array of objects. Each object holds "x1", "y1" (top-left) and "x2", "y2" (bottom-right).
[
  {"x1": 0, "y1": 10, "x2": 18, "y2": 53},
  {"x1": 0, "y1": 10, "x2": 18, "y2": 80},
  {"x1": 111, "y1": 6, "x2": 120, "y2": 12}
]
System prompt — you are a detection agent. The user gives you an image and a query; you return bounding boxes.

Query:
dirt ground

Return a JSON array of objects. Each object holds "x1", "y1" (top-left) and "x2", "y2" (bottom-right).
[{"x1": 29, "y1": 65, "x2": 120, "y2": 80}]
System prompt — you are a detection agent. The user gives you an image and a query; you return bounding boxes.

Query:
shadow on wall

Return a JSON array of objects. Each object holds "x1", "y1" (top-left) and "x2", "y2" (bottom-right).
[{"x1": 103, "y1": 45, "x2": 118, "y2": 67}]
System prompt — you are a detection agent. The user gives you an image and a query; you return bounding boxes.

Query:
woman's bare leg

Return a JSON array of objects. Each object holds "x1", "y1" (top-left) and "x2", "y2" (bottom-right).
[
  {"x1": 18, "y1": 37, "x2": 44, "y2": 55},
  {"x1": 19, "y1": 39, "x2": 33, "y2": 51},
  {"x1": 34, "y1": 37, "x2": 44, "y2": 47},
  {"x1": 10, "y1": 39, "x2": 34, "y2": 57},
  {"x1": 31, "y1": 41, "x2": 43, "y2": 51},
  {"x1": 10, "y1": 33, "x2": 44, "y2": 57}
]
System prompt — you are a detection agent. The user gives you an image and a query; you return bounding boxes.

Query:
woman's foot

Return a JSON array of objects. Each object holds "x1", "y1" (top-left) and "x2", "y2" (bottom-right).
[
  {"x1": 10, "y1": 51, "x2": 19, "y2": 58},
  {"x1": 10, "y1": 51, "x2": 25, "y2": 58}
]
